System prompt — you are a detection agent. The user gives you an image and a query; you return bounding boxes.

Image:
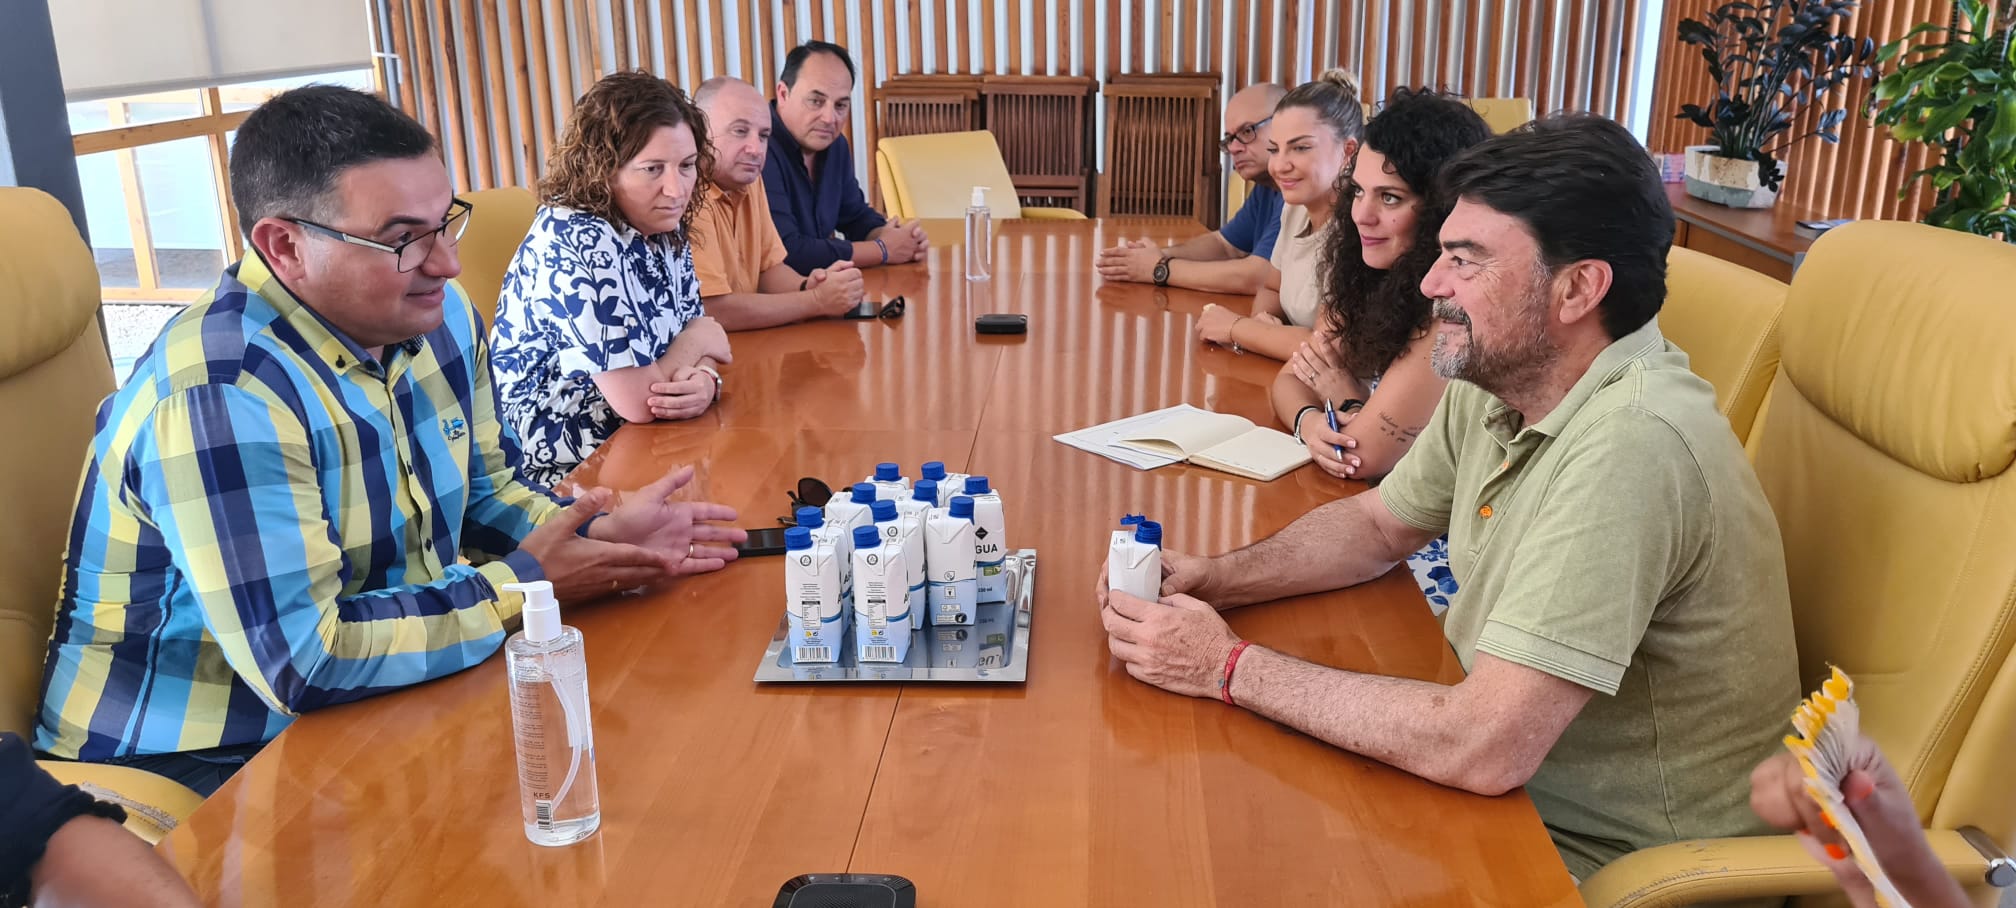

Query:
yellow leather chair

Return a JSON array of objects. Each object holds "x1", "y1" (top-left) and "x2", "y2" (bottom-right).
[
  {"x1": 0, "y1": 188, "x2": 203, "y2": 843},
  {"x1": 455, "y1": 186, "x2": 539, "y2": 330},
  {"x1": 1224, "y1": 176, "x2": 1252, "y2": 228},
  {"x1": 1466, "y1": 97, "x2": 1535, "y2": 133},
  {"x1": 874, "y1": 130, "x2": 1086, "y2": 220},
  {"x1": 1659, "y1": 245, "x2": 1784, "y2": 444},
  {"x1": 1581, "y1": 221, "x2": 2016, "y2": 907}
]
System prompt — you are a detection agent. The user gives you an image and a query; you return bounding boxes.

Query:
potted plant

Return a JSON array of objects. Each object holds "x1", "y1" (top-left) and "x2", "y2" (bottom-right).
[
  {"x1": 1674, "y1": 0, "x2": 1880, "y2": 208},
  {"x1": 1868, "y1": 0, "x2": 2016, "y2": 241}
]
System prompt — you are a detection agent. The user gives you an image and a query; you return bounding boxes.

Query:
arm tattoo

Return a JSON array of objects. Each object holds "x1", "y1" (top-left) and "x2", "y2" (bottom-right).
[{"x1": 1378, "y1": 413, "x2": 1423, "y2": 442}]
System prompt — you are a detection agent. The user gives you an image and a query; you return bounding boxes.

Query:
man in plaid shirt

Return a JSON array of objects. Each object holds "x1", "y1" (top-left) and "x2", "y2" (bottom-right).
[{"x1": 35, "y1": 86, "x2": 745, "y2": 795}]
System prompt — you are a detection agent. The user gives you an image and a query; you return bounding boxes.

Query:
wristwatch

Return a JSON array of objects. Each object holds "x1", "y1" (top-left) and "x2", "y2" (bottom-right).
[
  {"x1": 1152, "y1": 253, "x2": 1173, "y2": 287},
  {"x1": 696, "y1": 363, "x2": 723, "y2": 401}
]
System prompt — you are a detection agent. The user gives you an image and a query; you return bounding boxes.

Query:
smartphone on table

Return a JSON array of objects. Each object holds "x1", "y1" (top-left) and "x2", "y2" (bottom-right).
[{"x1": 734, "y1": 527, "x2": 791, "y2": 557}]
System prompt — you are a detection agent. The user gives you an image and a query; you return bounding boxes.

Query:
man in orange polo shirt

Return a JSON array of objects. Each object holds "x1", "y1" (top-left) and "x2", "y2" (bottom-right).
[{"x1": 691, "y1": 76, "x2": 865, "y2": 330}]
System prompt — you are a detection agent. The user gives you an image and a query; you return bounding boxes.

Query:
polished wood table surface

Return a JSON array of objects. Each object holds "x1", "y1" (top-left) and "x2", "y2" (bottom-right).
[{"x1": 158, "y1": 219, "x2": 1581, "y2": 907}]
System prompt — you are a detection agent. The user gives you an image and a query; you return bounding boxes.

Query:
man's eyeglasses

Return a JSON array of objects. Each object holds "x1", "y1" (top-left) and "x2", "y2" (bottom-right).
[
  {"x1": 1219, "y1": 116, "x2": 1274, "y2": 152},
  {"x1": 288, "y1": 199, "x2": 474, "y2": 273}
]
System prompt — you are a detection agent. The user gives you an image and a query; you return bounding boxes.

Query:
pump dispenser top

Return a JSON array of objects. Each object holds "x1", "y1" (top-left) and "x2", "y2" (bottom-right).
[{"x1": 504, "y1": 581, "x2": 561, "y2": 644}]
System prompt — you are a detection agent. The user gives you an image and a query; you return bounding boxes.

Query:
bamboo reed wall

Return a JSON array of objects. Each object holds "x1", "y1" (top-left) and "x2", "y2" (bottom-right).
[{"x1": 374, "y1": 0, "x2": 1659, "y2": 198}]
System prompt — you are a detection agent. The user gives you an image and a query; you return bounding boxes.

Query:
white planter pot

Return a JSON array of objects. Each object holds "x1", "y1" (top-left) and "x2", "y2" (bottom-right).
[{"x1": 1682, "y1": 145, "x2": 1780, "y2": 209}]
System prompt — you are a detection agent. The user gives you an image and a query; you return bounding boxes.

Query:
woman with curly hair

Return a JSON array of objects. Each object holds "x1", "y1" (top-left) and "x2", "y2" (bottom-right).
[
  {"x1": 1269, "y1": 88, "x2": 1491, "y2": 610},
  {"x1": 490, "y1": 71, "x2": 731, "y2": 487}
]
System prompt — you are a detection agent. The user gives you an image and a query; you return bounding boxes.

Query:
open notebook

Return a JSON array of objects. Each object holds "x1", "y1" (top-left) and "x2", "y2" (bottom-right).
[{"x1": 1055, "y1": 405, "x2": 1312, "y2": 481}]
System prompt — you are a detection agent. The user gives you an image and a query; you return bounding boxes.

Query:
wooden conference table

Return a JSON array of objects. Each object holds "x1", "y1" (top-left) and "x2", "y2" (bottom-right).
[{"x1": 158, "y1": 219, "x2": 1581, "y2": 906}]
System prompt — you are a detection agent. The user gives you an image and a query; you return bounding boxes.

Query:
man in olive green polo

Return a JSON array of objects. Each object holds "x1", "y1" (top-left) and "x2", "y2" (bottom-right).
[{"x1": 1094, "y1": 114, "x2": 1799, "y2": 880}]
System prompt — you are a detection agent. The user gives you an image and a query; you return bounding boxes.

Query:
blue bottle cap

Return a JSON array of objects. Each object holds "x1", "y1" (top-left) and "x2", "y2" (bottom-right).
[
  {"x1": 1134, "y1": 521, "x2": 1163, "y2": 547},
  {"x1": 785, "y1": 527, "x2": 813, "y2": 550},
  {"x1": 850, "y1": 482, "x2": 877, "y2": 504},
  {"x1": 921, "y1": 461, "x2": 947, "y2": 480},
  {"x1": 874, "y1": 462, "x2": 901, "y2": 482},
  {"x1": 871, "y1": 499, "x2": 898, "y2": 521},
  {"x1": 964, "y1": 475, "x2": 991, "y2": 495},
  {"x1": 913, "y1": 480, "x2": 939, "y2": 502},
  {"x1": 949, "y1": 496, "x2": 975, "y2": 519},
  {"x1": 796, "y1": 507, "x2": 824, "y2": 528},
  {"x1": 852, "y1": 525, "x2": 882, "y2": 549},
  {"x1": 1120, "y1": 514, "x2": 1145, "y2": 527}
]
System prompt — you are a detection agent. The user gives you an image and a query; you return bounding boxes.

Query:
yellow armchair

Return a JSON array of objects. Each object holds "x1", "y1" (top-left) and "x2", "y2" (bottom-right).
[
  {"x1": 455, "y1": 186, "x2": 539, "y2": 330},
  {"x1": 875, "y1": 130, "x2": 1087, "y2": 220},
  {"x1": 1581, "y1": 221, "x2": 2016, "y2": 906},
  {"x1": 1660, "y1": 245, "x2": 1785, "y2": 444},
  {"x1": 1467, "y1": 97, "x2": 1535, "y2": 133},
  {"x1": 0, "y1": 188, "x2": 202, "y2": 844}
]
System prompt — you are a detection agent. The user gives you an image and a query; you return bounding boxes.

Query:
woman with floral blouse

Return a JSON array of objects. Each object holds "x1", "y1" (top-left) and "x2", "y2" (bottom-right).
[{"x1": 491, "y1": 71, "x2": 730, "y2": 487}]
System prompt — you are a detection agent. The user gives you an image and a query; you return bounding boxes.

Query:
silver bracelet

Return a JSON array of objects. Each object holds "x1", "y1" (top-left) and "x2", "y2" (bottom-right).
[{"x1": 1291, "y1": 406, "x2": 1321, "y2": 444}]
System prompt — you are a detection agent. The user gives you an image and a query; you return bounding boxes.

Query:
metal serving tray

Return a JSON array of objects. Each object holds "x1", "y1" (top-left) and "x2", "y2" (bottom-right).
[{"x1": 753, "y1": 550, "x2": 1035, "y2": 683}]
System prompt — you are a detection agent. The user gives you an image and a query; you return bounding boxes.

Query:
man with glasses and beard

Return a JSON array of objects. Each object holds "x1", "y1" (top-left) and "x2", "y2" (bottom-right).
[
  {"x1": 1096, "y1": 82, "x2": 1288, "y2": 295},
  {"x1": 690, "y1": 76, "x2": 866, "y2": 330},
  {"x1": 1091, "y1": 114, "x2": 1799, "y2": 885},
  {"x1": 35, "y1": 86, "x2": 744, "y2": 795}
]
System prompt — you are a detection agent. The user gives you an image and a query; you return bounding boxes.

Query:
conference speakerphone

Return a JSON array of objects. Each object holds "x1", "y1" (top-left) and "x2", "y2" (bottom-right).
[{"x1": 773, "y1": 874, "x2": 917, "y2": 908}]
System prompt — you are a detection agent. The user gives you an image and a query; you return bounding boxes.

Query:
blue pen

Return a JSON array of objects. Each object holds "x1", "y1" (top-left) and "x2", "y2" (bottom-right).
[{"x1": 1323, "y1": 400, "x2": 1346, "y2": 462}]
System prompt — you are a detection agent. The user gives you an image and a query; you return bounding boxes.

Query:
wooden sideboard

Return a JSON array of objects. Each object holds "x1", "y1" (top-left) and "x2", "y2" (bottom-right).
[{"x1": 1667, "y1": 183, "x2": 1833, "y2": 282}]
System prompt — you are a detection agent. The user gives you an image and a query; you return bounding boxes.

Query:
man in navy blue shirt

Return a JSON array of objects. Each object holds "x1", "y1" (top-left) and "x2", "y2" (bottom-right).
[
  {"x1": 763, "y1": 41, "x2": 930, "y2": 273},
  {"x1": 2, "y1": 734, "x2": 198, "y2": 907},
  {"x1": 1097, "y1": 82, "x2": 1287, "y2": 295}
]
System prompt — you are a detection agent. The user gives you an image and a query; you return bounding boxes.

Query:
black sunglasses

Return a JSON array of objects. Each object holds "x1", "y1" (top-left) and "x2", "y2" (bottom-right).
[
  {"x1": 873, "y1": 296, "x2": 906, "y2": 319},
  {"x1": 777, "y1": 477, "x2": 835, "y2": 526}
]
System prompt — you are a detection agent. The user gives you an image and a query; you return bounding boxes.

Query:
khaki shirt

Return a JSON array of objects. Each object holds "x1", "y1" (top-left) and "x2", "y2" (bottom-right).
[
  {"x1": 1270, "y1": 203, "x2": 1324, "y2": 329},
  {"x1": 690, "y1": 179, "x2": 790, "y2": 297},
  {"x1": 1380, "y1": 319, "x2": 1800, "y2": 879}
]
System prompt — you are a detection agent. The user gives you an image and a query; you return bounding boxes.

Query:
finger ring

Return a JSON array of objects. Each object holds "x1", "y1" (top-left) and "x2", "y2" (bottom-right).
[
  {"x1": 687, "y1": 543, "x2": 695, "y2": 558},
  {"x1": 609, "y1": 579, "x2": 619, "y2": 592}
]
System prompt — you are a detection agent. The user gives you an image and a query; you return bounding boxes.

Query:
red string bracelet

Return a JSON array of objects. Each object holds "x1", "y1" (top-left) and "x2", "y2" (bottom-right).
[{"x1": 1220, "y1": 640, "x2": 1253, "y2": 706}]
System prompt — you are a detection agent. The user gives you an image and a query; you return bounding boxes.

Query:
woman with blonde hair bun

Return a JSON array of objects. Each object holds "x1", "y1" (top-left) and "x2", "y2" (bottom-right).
[{"x1": 1196, "y1": 69, "x2": 1364, "y2": 362}]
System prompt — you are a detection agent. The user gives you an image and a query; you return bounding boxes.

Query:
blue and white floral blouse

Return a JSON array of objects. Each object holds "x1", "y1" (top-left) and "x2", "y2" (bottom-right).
[
  {"x1": 489, "y1": 205, "x2": 704, "y2": 487},
  {"x1": 1361, "y1": 376, "x2": 1458, "y2": 614}
]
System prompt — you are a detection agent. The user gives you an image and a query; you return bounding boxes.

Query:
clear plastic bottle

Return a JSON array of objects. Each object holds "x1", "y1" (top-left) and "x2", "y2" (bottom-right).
[
  {"x1": 965, "y1": 186, "x2": 992, "y2": 282},
  {"x1": 503, "y1": 580, "x2": 601, "y2": 846}
]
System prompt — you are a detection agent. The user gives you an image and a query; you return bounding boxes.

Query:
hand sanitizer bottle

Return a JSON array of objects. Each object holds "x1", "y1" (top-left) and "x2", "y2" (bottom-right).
[
  {"x1": 1108, "y1": 520, "x2": 1163, "y2": 602},
  {"x1": 920, "y1": 462, "x2": 971, "y2": 507},
  {"x1": 864, "y1": 462, "x2": 911, "y2": 501},
  {"x1": 503, "y1": 580, "x2": 600, "y2": 846},
  {"x1": 783, "y1": 527, "x2": 843, "y2": 663},
  {"x1": 896, "y1": 482, "x2": 938, "y2": 629},
  {"x1": 797, "y1": 506, "x2": 853, "y2": 608},
  {"x1": 852, "y1": 524, "x2": 912, "y2": 662},
  {"x1": 965, "y1": 187, "x2": 992, "y2": 282},
  {"x1": 926, "y1": 496, "x2": 979, "y2": 625},
  {"x1": 964, "y1": 476, "x2": 1009, "y2": 603}
]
